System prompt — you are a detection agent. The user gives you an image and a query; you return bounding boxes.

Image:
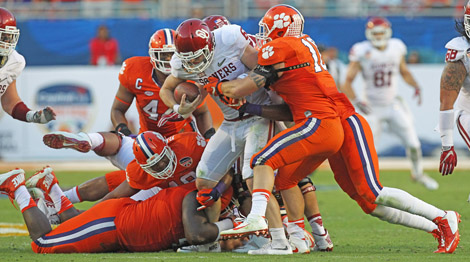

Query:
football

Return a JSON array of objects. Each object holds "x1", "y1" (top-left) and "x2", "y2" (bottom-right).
[{"x1": 174, "y1": 81, "x2": 200, "y2": 103}]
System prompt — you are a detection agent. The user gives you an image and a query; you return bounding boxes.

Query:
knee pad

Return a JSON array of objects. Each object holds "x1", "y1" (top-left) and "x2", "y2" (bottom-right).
[{"x1": 298, "y1": 177, "x2": 316, "y2": 195}]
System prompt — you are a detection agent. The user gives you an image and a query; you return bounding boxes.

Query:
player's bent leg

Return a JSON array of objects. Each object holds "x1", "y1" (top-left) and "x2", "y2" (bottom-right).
[
  {"x1": 105, "y1": 136, "x2": 135, "y2": 170},
  {"x1": 32, "y1": 198, "x2": 129, "y2": 253},
  {"x1": 93, "y1": 132, "x2": 122, "y2": 156}
]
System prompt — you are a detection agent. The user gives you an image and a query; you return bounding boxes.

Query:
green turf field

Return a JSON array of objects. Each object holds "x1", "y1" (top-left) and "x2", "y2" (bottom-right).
[{"x1": 0, "y1": 168, "x2": 468, "y2": 261}]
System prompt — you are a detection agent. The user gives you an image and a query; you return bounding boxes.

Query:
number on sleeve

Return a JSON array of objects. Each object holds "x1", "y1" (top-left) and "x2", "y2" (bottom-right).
[{"x1": 445, "y1": 49, "x2": 458, "y2": 62}]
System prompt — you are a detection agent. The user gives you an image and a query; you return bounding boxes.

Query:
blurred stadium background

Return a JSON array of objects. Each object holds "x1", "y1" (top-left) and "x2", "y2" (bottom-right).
[{"x1": 0, "y1": 0, "x2": 469, "y2": 169}]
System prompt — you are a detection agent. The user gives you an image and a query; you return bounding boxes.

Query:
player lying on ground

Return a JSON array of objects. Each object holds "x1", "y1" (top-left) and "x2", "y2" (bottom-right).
[{"x1": 0, "y1": 167, "x2": 234, "y2": 253}]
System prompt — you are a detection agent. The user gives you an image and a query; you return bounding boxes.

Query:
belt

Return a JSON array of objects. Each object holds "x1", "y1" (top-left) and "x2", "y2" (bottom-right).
[{"x1": 224, "y1": 114, "x2": 255, "y2": 122}]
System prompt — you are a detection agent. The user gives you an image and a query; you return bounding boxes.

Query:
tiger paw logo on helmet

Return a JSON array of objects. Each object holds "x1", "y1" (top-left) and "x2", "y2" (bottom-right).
[
  {"x1": 273, "y1": 13, "x2": 290, "y2": 29},
  {"x1": 262, "y1": 46, "x2": 274, "y2": 59}
]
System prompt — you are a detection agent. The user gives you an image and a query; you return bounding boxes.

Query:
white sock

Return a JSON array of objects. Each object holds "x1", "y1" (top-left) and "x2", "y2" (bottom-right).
[
  {"x1": 64, "y1": 186, "x2": 81, "y2": 204},
  {"x1": 214, "y1": 218, "x2": 233, "y2": 241},
  {"x1": 286, "y1": 221, "x2": 305, "y2": 239},
  {"x1": 250, "y1": 189, "x2": 270, "y2": 216},
  {"x1": 308, "y1": 214, "x2": 326, "y2": 235},
  {"x1": 371, "y1": 205, "x2": 438, "y2": 232},
  {"x1": 14, "y1": 185, "x2": 33, "y2": 212},
  {"x1": 87, "y1": 132, "x2": 104, "y2": 150},
  {"x1": 407, "y1": 147, "x2": 423, "y2": 177},
  {"x1": 375, "y1": 187, "x2": 446, "y2": 220},
  {"x1": 270, "y1": 227, "x2": 289, "y2": 248}
]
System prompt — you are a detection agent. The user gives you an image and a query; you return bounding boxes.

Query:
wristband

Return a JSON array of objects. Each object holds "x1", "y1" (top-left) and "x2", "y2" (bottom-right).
[
  {"x1": 115, "y1": 123, "x2": 132, "y2": 136},
  {"x1": 173, "y1": 104, "x2": 180, "y2": 114},
  {"x1": 439, "y1": 109, "x2": 454, "y2": 147},
  {"x1": 11, "y1": 102, "x2": 30, "y2": 122}
]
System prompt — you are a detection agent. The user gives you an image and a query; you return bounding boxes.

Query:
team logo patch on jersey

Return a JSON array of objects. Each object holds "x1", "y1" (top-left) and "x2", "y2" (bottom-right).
[
  {"x1": 262, "y1": 46, "x2": 274, "y2": 59},
  {"x1": 179, "y1": 156, "x2": 193, "y2": 167},
  {"x1": 35, "y1": 84, "x2": 94, "y2": 133},
  {"x1": 144, "y1": 91, "x2": 154, "y2": 96},
  {"x1": 273, "y1": 13, "x2": 291, "y2": 29}
]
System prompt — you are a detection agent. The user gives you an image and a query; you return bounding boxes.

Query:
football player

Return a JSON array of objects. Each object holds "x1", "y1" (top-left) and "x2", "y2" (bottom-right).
[
  {"x1": 437, "y1": 1, "x2": 470, "y2": 177},
  {"x1": 210, "y1": 4, "x2": 460, "y2": 254},
  {"x1": 0, "y1": 7, "x2": 56, "y2": 124},
  {"x1": 159, "y1": 18, "x2": 296, "y2": 253},
  {"x1": 0, "y1": 168, "x2": 234, "y2": 253},
  {"x1": 340, "y1": 17, "x2": 438, "y2": 190}
]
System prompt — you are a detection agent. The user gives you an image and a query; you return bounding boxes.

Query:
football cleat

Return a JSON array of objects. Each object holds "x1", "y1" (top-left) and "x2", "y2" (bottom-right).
[
  {"x1": 304, "y1": 228, "x2": 315, "y2": 251},
  {"x1": 25, "y1": 166, "x2": 58, "y2": 195},
  {"x1": 247, "y1": 241, "x2": 293, "y2": 255},
  {"x1": 433, "y1": 211, "x2": 461, "y2": 254},
  {"x1": 430, "y1": 229, "x2": 445, "y2": 254},
  {"x1": 289, "y1": 234, "x2": 310, "y2": 254},
  {"x1": 0, "y1": 169, "x2": 25, "y2": 199},
  {"x1": 43, "y1": 131, "x2": 91, "y2": 153},
  {"x1": 312, "y1": 229, "x2": 334, "y2": 252},
  {"x1": 412, "y1": 173, "x2": 439, "y2": 190},
  {"x1": 28, "y1": 187, "x2": 61, "y2": 225},
  {"x1": 176, "y1": 241, "x2": 221, "y2": 253},
  {"x1": 233, "y1": 235, "x2": 270, "y2": 253},
  {"x1": 219, "y1": 214, "x2": 268, "y2": 240}
]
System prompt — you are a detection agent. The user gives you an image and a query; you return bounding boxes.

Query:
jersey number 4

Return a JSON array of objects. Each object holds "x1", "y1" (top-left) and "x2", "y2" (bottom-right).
[
  {"x1": 301, "y1": 37, "x2": 327, "y2": 73},
  {"x1": 143, "y1": 100, "x2": 159, "y2": 120}
]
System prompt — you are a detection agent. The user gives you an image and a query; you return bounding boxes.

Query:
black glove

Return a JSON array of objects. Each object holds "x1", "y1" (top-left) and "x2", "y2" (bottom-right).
[
  {"x1": 253, "y1": 64, "x2": 279, "y2": 89},
  {"x1": 115, "y1": 123, "x2": 132, "y2": 136}
]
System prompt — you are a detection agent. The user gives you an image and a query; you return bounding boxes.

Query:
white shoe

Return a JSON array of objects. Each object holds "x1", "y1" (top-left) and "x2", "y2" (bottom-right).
[
  {"x1": 43, "y1": 131, "x2": 91, "y2": 153},
  {"x1": 313, "y1": 229, "x2": 333, "y2": 251},
  {"x1": 28, "y1": 187, "x2": 60, "y2": 225},
  {"x1": 220, "y1": 214, "x2": 268, "y2": 239},
  {"x1": 289, "y1": 234, "x2": 310, "y2": 254},
  {"x1": 177, "y1": 241, "x2": 220, "y2": 253},
  {"x1": 304, "y1": 228, "x2": 315, "y2": 251},
  {"x1": 412, "y1": 173, "x2": 439, "y2": 190},
  {"x1": 248, "y1": 241, "x2": 293, "y2": 255},
  {"x1": 233, "y1": 235, "x2": 270, "y2": 253}
]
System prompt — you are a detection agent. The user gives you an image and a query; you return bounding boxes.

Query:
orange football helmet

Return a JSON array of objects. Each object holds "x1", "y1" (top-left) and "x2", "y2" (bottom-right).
[
  {"x1": 256, "y1": 4, "x2": 304, "y2": 48},
  {"x1": 133, "y1": 131, "x2": 177, "y2": 179},
  {"x1": 148, "y1": 28, "x2": 176, "y2": 74},
  {"x1": 0, "y1": 7, "x2": 19, "y2": 56},
  {"x1": 365, "y1": 17, "x2": 392, "y2": 48}
]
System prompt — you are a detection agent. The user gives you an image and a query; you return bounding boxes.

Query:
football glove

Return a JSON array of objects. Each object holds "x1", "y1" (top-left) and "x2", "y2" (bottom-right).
[
  {"x1": 26, "y1": 107, "x2": 56, "y2": 124},
  {"x1": 115, "y1": 123, "x2": 132, "y2": 136},
  {"x1": 439, "y1": 146, "x2": 457, "y2": 176},
  {"x1": 414, "y1": 87, "x2": 422, "y2": 106},
  {"x1": 203, "y1": 76, "x2": 224, "y2": 96},
  {"x1": 196, "y1": 188, "x2": 222, "y2": 211},
  {"x1": 157, "y1": 108, "x2": 187, "y2": 127}
]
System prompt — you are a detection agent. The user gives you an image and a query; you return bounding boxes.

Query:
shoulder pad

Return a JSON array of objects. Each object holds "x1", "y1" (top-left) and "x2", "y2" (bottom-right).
[
  {"x1": 219, "y1": 25, "x2": 244, "y2": 46},
  {"x1": 445, "y1": 36, "x2": 470, "y2": 51}
]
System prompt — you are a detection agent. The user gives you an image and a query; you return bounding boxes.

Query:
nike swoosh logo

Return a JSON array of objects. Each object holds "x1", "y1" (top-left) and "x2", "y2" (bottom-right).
[
  {"x1": 62, "y1": 142, "x2": 77, "y2": 147},
  {"x1": 446, "y1": 237, "x2": 456, "y2": 252},
  {"x1": 217, "y1": 58, "x2": 226, "y2": 67},
  {"x1": 275, "y1": 246, "x2": 289, "y2": 250},
  {"x1": 0, "y1": 77, "x2": 6, "y2": 82}
]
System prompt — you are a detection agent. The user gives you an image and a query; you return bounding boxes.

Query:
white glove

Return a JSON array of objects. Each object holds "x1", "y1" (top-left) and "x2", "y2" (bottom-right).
[{"x1": 26, "y1": 106, "x2": 56, "y2": 124}]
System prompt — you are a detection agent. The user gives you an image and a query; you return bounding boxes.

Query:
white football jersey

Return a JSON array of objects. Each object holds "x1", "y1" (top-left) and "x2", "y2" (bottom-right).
[
  {"x1": 171, "y1": 24, "x2": 271, "y2": 119},
  {"x1": 444, "y1": 36, "x2": 470, "y2": 113},
  {"x1": 349, "y1": 38, "x2": 406, "y2": 106},
  {"x1": 0, "y1": 50, "x2": 26, "y2": 97}
]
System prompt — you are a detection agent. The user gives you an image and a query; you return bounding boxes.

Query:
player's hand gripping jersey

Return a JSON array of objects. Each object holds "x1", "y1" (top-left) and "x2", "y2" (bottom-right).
[
  {"x1": 119, "y1": 57, "x2": 195, "y2": 136},
  {"x1": 0, "y1": 50, "x2": 25, "y2": 97},
  {"x1": 348, "y1": 38, "x2": 406, "y2": 106},
  {"x1": 125, "y1": 132, "x2": 206, "y2": 190},
  {"x1": 171, "y1": 24, "x2": 271, "y2": 120},
  {"x1": 258, "y1": 35, "x2": 338, "y2": 123}
]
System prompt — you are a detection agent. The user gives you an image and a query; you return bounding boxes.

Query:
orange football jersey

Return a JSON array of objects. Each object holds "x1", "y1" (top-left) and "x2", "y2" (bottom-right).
[
  {"x1": 125, "y1": 132, "x2": 206, "y2": 190},
  {"x1": 258, "y1": 35, "x2": 339, "y2": 123},
  {"x1": 119, "y1": 56, "x2": 195, "y2": 137}
]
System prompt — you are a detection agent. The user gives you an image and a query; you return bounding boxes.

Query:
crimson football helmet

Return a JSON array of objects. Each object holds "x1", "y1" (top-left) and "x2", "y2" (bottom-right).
[
  {"x1": 0, "y1": 8, "x2": 19, "y2": 57},
  {"x1": 174, "y1": 18, "x2": 215, "y2": 73},
  {"x1": 464, "y1": 0, "x2": 470, "y2": 38},
  {"x1": 133, "y1": 131, "x2": 177, "y2": 179},
  {"x1": 256, "y1": 4, "x2": 304, "y2": 48},
  {"x1": 365, "y1": 17, "x2": 392, "y2": 48},
  {"x1": 148, "y1": 28, "x2": 176, "y2": 74},
  {"x1": 202, "y1": 15, "x2": 231, "y2": 31}
]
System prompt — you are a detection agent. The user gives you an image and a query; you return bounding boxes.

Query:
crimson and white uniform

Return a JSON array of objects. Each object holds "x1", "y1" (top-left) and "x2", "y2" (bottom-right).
[
  {"x1": 349, "y1": 38, "x2": 420, "y2": 149},
  {"x1": 0, "y1": 50, "x2": 25, "y2": 97},
  {"x1": 171, "y1": 24, "x2": 273, "y2": 182},
  {"x1": 445, "y1": 36, "x2": 470, "y2": 148}
]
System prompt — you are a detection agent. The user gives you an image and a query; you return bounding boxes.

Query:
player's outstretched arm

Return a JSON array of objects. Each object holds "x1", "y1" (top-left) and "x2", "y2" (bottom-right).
[
  {"x1": 340, "y1": 61, "x2": 361, "y2": 101},
  {"x1": 399, "y1": 56, "x2": 422, "y2": 105},
  {"x1": 111, "y1": 84, "x2": 135, "y2": 135},
  {"x1": 96, "y1": 180, "x2": 139, "y2": 205}
]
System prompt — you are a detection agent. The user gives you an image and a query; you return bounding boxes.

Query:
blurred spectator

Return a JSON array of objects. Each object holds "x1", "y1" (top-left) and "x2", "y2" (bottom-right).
[
  {"x1": 424, "y1": 0, "x2": 453, "y2": 8},
  {"x1": 407, "y1": 50, "x2": 421, "y2": 64},
  {"x1": 318, "y1": 45, "x2": 346, "y2": 89},
  {"x1": 89, "y1": 25, "x2": 121, "y2": 66},
  {"x1": 191, "y1": 2, "x2": 205, "y2": 18}
]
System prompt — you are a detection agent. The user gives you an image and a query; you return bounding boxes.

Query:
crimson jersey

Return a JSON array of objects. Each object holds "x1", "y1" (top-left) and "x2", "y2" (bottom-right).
[
  {"x1": 119, "y1": 56, "x2": 193, "y2": 137},
  {"x1": 125, "y1": 132, "x2": 207, "y2": 190},
  {"x1": 258, "y1": 35, "x2": 339, "y2": 123}
]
